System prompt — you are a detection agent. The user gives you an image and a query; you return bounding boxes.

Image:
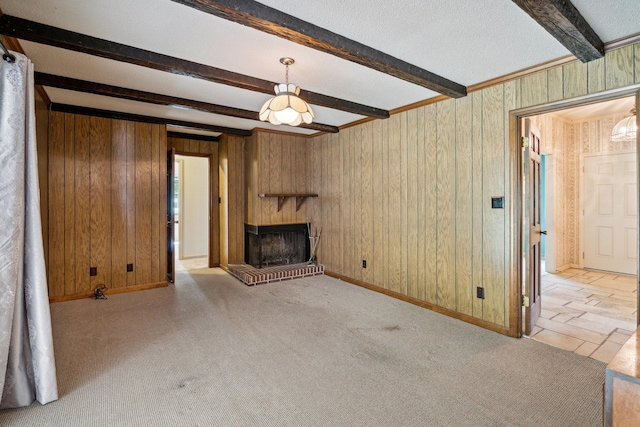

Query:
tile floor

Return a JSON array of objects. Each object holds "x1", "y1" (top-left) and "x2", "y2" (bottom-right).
[{"x1": 529, "y1": 267, "x2": 638, "y2": 363}]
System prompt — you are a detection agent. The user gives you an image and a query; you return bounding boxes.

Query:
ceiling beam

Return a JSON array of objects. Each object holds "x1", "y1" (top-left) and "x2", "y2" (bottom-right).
[
  {"x1": 0, "y1": 15, "x2": 389, "y2": 119},
  {"x1": 51, "y1": 103, "x2": 252, "y2": 136},
  {"x1": 167, "y1": 131, "x2": 219, "y2": 142},
  {"x1": 511, "y1": 0, "x2": 604, "y2": 62},
  {"x1": 171, "y1": 0, "x2": 467, "y2": 99},
  {"x1": 35, "y1": 72, "x2": 339, "y2": 133}
]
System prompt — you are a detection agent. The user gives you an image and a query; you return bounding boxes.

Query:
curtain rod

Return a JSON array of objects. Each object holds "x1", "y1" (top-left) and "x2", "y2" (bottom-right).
[{"x1": 1, "y1": 39, "x2": 16, "y2": 63}]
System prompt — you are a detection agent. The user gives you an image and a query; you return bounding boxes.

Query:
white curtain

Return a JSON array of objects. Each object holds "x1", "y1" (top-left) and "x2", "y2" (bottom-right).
[{"x1": 0, "y1": 51, "x2": 58, "y2": 408}]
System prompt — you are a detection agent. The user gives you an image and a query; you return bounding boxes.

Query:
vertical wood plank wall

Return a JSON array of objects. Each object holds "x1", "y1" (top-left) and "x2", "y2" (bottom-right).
[
  {"x1": 219, "y1": 134, "x2": 245, "y2": 266},
  {"x1": 306, "y1": 42, "x2": 640, "y2": 332},
  {"x1": 47, "y1": 112, "x2": 167, "y2": 300},
  {"x1": 167, "y1": 136, "x2": 221, "y2": 265},
  {"x1": 245, "y1": 130, "x2": 313, "y2": 226}
]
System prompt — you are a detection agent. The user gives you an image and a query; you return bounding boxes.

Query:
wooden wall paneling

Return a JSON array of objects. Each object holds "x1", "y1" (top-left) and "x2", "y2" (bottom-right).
[
  {"x1": 353, "y1": 125, "x2": 363, "y2": 282},
  {"x1": 268, "y1": 133, "x2": 281, "y2": 224},
  {"x1": 406, "y1": 110, "x2": 419, "y2": 299},
  {"x1": 244, "y1": 133, "x2": 256, "y2": 226},
  {"x1": 386, "y1": 114, "x2": 401, "y2": 292},
  {"x1": 90, "y1": 116, "x2": 112, "y2": 291},
  {"x1": 423, "y1": 105, "x2": 438, "y2": 304},
  {"x1": 606, "y1": 45, "x2": 635, "y2": 90},
  {"x1": 300, "y1": 136, "x2": 311, "y2": 223},
  {"x1": 481, "y1": 85, "x2": 506, "y2": 326},
  {"x1": 48, "y1": 111, "x2": 65, "y2": 297},
  {"x1": 361, "y1": 121, "x2": 374, "y2": 285},
  {"x1": 63, "y1": 113, "x2": 76, "y2": 296},
  {"x1": 218, "y1": 139, "x2": 228, "y2": 266},
  {"x1": 159, "y1": 127, "x2": 167, "y2": 275},
  {"x1": 125, "y1": 121, "x2": 137, "y2": 287},
  {"x1": 372, "y1": 119, "x2": 384, "y2": 288},
  {"x1": 415, "y1": 107, "x2": 426, "y2": 301},
  {"x1": 229, "y1": 136, "x2": 245, "y2": 263},
  {"x1": 587, "y1": 57, "x2": 605, "y2": 94},
  {"x1": 381, "y1": 117, "x2": 390, "y2": 290},
  {"x1": 74, "y1": 115, "x2": 91, "y2": 294},
  {"x1": 135, "y1": 122, "x2": 152, "y2": 284},
  {"x1": 399, "y1": 111, "x2": 409, "y2": 295},
  {"x1": 547, "y1": 67, "x2": 563, "y2": 102},
  {"x1": 504, "y1": 80, "x2": 517, "y2": 329},
  {"x1": 455, "y1": 96, "x2": 473, "y2": 315},
  {"x1": 111, "y1": 119, "x2": 128, "y2": 289},
  {"x1": 210, "y1": 141, "x2": 220, "y2": 265},
  {"x1": 258, "y1": 134, "x2": 269, "y2": 226},
  {"x1": 333, "y1": 129, "x2": 343, "y2": 273},
  {"x1": 562, "y1": 61, "x2": 587, "y2": 99},
  {"x1": 471, "y1": 92, "x2": 484, "y2": 319},
  {"x1": 199, "y1": 141, "x2": 209, "y2": 155},
  {"x1": 150, "y1": 125, "x2": 161, "y2": 283},
  {"x1": 520, "y1": 71, "x2": 548, "y2": 108},
  {"x1": 317, "y1": 136, "x2": 328, "y2": 264},
  {"x1": 435, "y1": 100, "x2": 456, "y2": 310},
  {"x1": 279, "y1": 135, "x2": 292, "y2": 221},
  {"x1": 341, "y1": 127, "x2": 353, "y2": 279}
]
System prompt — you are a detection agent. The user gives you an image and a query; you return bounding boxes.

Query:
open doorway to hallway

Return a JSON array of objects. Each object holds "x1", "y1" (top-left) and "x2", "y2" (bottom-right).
[
  {"x1": 524, "y1": 95, "x2": 638, "y2": 363},
  {"x1": 174, "y1": 154, "x2": 210, "y2": 272}
]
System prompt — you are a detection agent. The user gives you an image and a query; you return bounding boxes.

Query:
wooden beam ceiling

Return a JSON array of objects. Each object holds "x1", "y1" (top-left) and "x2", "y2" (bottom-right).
[
  {"x1": 51, "y1": 103, "x2": 253, "y2": 136},
  {"x1": 170, "y1": 0, "x2": 468, "y2": 99},
  {"x1": 0, "y1": 15, "x2": 389, "y2": 119},
  {"x1": 512, "y1": 0, "x2": 604, "y2": 62},
  {"x1": 167, "y1": 131, "x2": 219, "y2": 142},
  {"x1": 35, "y1": 72, "x2": 339, "y2": 133}
]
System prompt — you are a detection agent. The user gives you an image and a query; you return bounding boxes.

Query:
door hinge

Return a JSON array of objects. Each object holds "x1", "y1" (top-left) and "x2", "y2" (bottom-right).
[
  {"x1": 522, "y1": 295, "x2": 530, "y2": 307},
  {"x1": 521, "y1": 137, "x2": 530, "y2": 148}
]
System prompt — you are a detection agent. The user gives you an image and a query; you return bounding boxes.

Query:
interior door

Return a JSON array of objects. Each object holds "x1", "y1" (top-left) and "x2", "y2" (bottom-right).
[
  {"x1": 167, "y1": 148, "x2": 176, "y2": 283},
  {"x1": 583, "y1": 153, "x2": 637, "y2": 275},
  {"x1": 524, "y1": 118, "x2": 543, "y2": 335}
]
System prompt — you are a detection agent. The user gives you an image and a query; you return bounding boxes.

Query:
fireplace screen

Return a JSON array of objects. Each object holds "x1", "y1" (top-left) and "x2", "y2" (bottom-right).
[{"x1": 245, "y1": 223, "x2": 310, "y2": 268}]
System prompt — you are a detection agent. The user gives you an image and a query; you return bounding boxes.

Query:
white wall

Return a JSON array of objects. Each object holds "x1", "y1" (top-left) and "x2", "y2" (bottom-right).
[{"x1": 178, "y1": 155, "x2": 209, "y2": 258}]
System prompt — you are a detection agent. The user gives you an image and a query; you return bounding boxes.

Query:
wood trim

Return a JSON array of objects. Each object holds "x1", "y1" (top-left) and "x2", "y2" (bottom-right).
[
  {"x1": 35, "y1": 72, "x2": 338, "y2": 133},
  {"x1": 168, "y1": 131, "x2": 219, "y2": 142},
  {"x1": 605, "y1": 32, "x2": 640, "y2": 53},
  {"x1": 49, "y1": 281, "x2": 168, "y2": 303},
  {"x1": 511, "y1": 0, "x2": 604, "y2": 62},
  {"x1": 325, "y1": 271, "x2": 513, "y2": 337},
  {"x1": 50, "y1": 103, "x2": 252, "y2": 136},
  {"x1": 0, "y1": 14, "x2": 388, "y2": 119},
  {"x1": 508, "y1": 112, "x2": 523, "y2": 338},
  {"x1": 171, "y1": 0, "x2": 467, "y2": 98}
]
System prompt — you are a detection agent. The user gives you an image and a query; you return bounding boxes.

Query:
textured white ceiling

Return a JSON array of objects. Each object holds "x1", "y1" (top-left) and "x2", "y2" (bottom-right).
[{"x1": 1, "y1": 0, "x2": 639, "y2": 137}]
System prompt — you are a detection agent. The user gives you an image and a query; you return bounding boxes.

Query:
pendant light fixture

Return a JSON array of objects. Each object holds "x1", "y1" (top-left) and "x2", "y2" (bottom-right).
[
  {"x1": 259, "y1": 58, "x2": 314, "y2": 127},
  {"x1": 611, "y1": 106, "x2": 637, "y2": 143}
]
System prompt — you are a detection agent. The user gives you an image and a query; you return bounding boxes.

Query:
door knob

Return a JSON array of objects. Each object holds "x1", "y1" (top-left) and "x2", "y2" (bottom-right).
[{"x1": 540, "y1": 230, "x2": 547, "y2": 235}]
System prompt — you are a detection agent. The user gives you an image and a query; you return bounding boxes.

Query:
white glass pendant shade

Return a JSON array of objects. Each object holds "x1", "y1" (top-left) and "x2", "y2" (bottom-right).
[
  {"x1": 611, "y1": 114, "x2": 637, "y2": 143},
  {"x1": 259, "y1": 63, "x2": 314, "y2": 127}
]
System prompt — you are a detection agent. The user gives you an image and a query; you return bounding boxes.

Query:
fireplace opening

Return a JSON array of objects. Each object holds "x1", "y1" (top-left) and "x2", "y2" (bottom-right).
[{"x1": 245, "y1": 223, "x2": 310, "y2": 268}]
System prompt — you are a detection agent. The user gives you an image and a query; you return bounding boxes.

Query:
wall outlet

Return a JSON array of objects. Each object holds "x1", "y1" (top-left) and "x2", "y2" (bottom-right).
[
  {"x1": 362, "y1": 260, "x2": 367, "y2": 268},
  {"x1": 90, "y1": 267, "x2": 97, "y2": 276},
  {"x1": 476, "y1": 287, "x2": 485, "y2": 299},
  {"x1": 127, "y1": 263, "x2": 134, "y2": 272}
]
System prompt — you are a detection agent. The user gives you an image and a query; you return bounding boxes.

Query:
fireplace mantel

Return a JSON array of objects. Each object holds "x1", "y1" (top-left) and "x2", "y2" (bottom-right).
[{"x1": 259, "y1": 193, "x2": 318, "y2": 212}]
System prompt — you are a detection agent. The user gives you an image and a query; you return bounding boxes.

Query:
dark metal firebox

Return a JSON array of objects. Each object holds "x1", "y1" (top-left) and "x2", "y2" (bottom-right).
[{"x1": 245, "y1": 223, "x2": 310, "y2": 268}]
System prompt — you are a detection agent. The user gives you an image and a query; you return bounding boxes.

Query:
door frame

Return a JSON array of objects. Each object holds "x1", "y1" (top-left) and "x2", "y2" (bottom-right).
[
  {"x1": 508, "y1": 84, "x2": 640, "y2": 337},
  {"x1": 173, "y1": 151, "x2": 216, "y2": 269}
]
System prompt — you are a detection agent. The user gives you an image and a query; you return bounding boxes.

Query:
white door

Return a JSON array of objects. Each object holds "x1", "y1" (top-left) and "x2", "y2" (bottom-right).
[{"x1": 584, "y1": 153, "x2": 637, "y2": 275}]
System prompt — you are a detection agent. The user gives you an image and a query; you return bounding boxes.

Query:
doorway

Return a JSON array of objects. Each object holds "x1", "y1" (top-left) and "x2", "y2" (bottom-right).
[
  {"x1": 517, "y1": 90, "x2": 640, "y2": 362},
  {"x1": 174, "y1": 154, "x2": 210, "y2": 271}
]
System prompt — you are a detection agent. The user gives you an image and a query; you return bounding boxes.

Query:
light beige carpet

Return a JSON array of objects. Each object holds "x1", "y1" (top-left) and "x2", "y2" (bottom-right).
[{"x1": 0, "y1": 269, "x2": 605, "y2": 426}]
